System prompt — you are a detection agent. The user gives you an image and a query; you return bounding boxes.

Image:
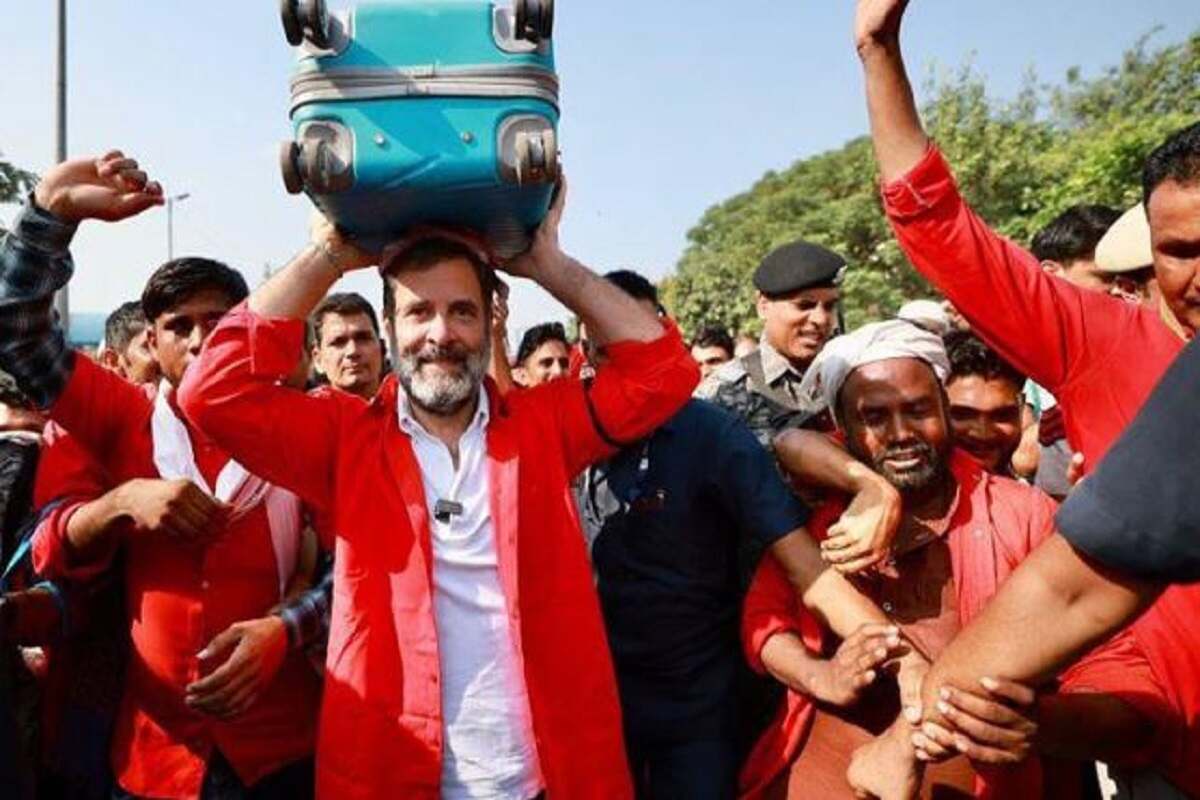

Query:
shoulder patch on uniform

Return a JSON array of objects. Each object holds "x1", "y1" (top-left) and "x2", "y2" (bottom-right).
[{"x1": 695, "y1": 359, "x2": 747, "y2": 399}]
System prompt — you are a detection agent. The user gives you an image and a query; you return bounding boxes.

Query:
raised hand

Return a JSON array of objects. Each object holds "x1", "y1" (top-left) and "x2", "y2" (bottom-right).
[
  {"x1": 308, "y1": 210, "x2": 376, "y2": 274},
  {"x1": 502, "y1": 176, "x2": 567, "y2": 281},
  {"x1": 34, "y1": 150, "x2": 164, "y2": 223},
  {"x1": 855, "y1": 0, "x2": 911, "y2": 55}
]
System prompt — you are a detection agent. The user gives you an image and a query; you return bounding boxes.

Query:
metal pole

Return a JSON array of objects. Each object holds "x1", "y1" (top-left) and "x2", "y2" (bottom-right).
[
  {"x1": 54, "y1": 0, "x2": 69, "y2": 339},
  {"x1": 167, "y1": 197, "x2": 174, "y2": 261}
]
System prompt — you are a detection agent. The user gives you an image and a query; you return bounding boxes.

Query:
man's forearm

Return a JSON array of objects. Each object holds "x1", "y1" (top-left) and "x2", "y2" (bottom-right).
[
  {"x1": 63, "y1": 486, "x2": 132, "y2": 567},
  {"x1": 922, "y1": 535, "x2": 1161, "y2": 715},
  {"x1": 1035, "y1": 693, "x2": 1158, "y2": 764},
  {"x1": 770, "y1": 530, "x2": 890, "y2": 636},
  {"x1": 860, "y1": 37, "x2": 929, "y2": 184},
  {"x1": 530, "y1": 254, "x2": 662, "y2": 346},
  {"x1": 248, "y1": 244, "x2": 345, "y2": 321},
  {"x1": 761, "y1": 632, "x2": 832, "y2": 695},
  {"x1": 775, "y1": 429, "x2": 888, "y2": 496}
]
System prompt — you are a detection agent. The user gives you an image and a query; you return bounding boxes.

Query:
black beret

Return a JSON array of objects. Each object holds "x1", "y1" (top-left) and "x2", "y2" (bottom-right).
[{"x1": 753, "y1": 241, "x2": 846, "y2": 296}]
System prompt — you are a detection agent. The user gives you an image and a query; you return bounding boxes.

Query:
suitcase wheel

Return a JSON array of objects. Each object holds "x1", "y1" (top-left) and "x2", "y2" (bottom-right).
[
  {"x1": 280, "y1": 141, "x2": 304, "y2": 195},
  {"x1": 514, "y1": 0, "x2": 554, "y2": 43},
  {"x1": 515, "y1": 128, "x2": 559, "y2": 185},
  {"x1": 300, "y1": 0, "x2": 332, "y2": 50},
  {"x1": 280, "y1": 0, "x2": 303, "y2": 46}
]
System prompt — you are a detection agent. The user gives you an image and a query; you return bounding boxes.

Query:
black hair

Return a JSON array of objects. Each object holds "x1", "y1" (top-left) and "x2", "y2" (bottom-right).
[
  {"x1": 691, "y1": 325, "x2": 734, "y2": 356},
  {"x1": 516, "y1": 322, "x2": 569, "y2": 365},
  {"x1": 1143, "y1": 121, "x2": 1200, "y2": 207},
  {"x1": 0, "y1": 371, "x2": 32, "y2": 410},
  {"x1": 381, "y1": 237, "x2": 495, "y2": 319},
  {"x1": 943, "y1": 330, "x2": 1026, "y2": 389},
  {"x1": 602, "y1": 269, "x2": 662, "y2": 312},
  {"x1": 1030, "y1": 205, "x2": 1122, "y2": 264},
  {"x1": 104, "y1": 300, "x2": 148, "y2": 353},
  {"x1": 141, "y1": 258, "x2": 249, "y2": 322},
  {"x1": 311, "y1": 292, "x2": 381, "y2": 343}
]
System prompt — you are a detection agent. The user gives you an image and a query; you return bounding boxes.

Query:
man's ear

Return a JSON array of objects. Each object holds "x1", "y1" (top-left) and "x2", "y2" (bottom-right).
[
  {"x1": 1041, "y1": 259, "x2": 1065, "y2": 276},
  {"x1": 145, "y1": 324, "x2": 160, "y2": 359},
  {"x1": 756, "y1": 292, "x2": 769, "y2": 321},
  {"x1": 98, "y1": 347, "x2": 120, "y2": 371}
]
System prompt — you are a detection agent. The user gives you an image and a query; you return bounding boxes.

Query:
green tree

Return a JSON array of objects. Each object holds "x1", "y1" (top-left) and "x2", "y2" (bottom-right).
[{"x1": 663, "y1": 29, "x2": 1200, "y2": 336}]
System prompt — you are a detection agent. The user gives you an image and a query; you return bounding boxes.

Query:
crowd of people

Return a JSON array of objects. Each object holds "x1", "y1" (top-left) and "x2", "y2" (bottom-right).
[{"x1": 1, "y1": 1, "x2": 1199, "y2": 798}]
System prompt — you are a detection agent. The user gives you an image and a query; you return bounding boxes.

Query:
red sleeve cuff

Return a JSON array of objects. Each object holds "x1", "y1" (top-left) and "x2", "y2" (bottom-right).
[
  {"x1": 880, "y1": 144, "x2": 959, "y2": 221},
  {"x1": 31, "y1": 500, "x2": 117, "y2": 583}
]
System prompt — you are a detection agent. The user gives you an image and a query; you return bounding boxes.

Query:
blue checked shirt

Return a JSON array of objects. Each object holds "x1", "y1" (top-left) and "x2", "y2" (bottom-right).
[
  {"x1": 0, "y1": 199, "x2": 79, "y2": 409},
  {"x1": 1, "y1": 198, "x2": 331, "y2": 651}
]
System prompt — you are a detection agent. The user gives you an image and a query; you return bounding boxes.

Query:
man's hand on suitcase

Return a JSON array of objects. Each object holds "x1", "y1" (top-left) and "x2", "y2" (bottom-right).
[
  {"x1": 502, "y1": 177, "x2": 566, "y2": 281},
  {"x1": 34, "y1": 150, "x2": 164, "y2": 223},
  {"x1": 309, "y1": 211, "x2": 376, "y2": 274}
]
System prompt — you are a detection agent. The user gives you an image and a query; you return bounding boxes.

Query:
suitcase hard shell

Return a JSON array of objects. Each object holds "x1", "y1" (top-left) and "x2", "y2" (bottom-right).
[{"x1": 280, "y1": 0, "x2": 559, "y2": 257}]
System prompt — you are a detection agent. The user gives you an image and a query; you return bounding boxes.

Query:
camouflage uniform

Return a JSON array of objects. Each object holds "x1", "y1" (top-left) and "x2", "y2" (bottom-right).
[{"x1": 695, "y1": 338, "x2": 822, "y2": 449}]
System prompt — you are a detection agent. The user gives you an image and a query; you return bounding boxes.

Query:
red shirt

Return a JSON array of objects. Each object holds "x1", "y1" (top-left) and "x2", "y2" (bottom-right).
[
  {"x1": 882, "y1": 145, "x2": 1186, "y2": 471},
  {"x1": 740, "y1": 451, "x2": 1060, "y2": 799},
  {"x1": 177, "y1": 305, "x2": 699, "y2": 800},
  {"x1": 883, "y1": 146, "x2": 1199, "y2": 795},
  {"x1": 33, "y1": 357, "x2": 319, "y2": 799}
]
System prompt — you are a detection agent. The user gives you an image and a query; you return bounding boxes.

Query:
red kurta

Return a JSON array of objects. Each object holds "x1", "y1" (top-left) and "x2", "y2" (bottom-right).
[
  {"x1": 177, "y1": 305, "x2": 699, "y2": 800},
  {"x1": 740, "y1": 451, "x2": 1059, "y2": 799},
  {"x1": 881, "y1": 146, "x2": 1199, "y2": 796},
  {"x1": 31, "y1": 356, "x2": 319, "y2": 799}
]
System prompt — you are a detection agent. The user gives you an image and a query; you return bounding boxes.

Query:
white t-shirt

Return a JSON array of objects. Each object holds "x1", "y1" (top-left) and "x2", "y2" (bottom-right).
[{"x1": 398, "y1": 388, "x2": 543, "y2": 800}]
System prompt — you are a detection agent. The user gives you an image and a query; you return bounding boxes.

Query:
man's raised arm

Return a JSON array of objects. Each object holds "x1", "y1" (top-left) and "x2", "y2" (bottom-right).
[
  {"x1": 0, "y1": 152, "x2": 162, "y2": 409},
  {"x1": 854, "y1": 0, "x2": 1108, "y2": 394},
  {"x1": 177, "y1": 217, "x2": 373, "y2": 510},
  {"x1": 501, "y1": 183, "x2": 699, "y2": 471}
]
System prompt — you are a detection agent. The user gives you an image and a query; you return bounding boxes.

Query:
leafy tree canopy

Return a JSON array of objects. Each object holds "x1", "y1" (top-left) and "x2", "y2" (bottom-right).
[{"x1": 662, "y1": 29, "x2": 1200, "y2": 334}]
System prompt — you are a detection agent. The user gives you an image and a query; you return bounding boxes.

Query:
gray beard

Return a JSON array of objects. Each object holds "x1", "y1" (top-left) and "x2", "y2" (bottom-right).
[{"x1": 394, "y1": 338, "x2": 490, "y2": 416}]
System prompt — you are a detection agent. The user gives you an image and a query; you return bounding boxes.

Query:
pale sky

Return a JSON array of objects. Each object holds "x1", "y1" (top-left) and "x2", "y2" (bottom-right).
[{"x1": 4, "y1": 1, "x2": 1199, "y2": 342}]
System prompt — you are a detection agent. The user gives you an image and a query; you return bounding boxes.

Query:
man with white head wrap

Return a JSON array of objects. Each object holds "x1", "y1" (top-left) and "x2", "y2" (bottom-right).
[
  {"x1": 799, "y1": 319, "x2": 950, "y2": 421},
  {"x1": 745, "y1": 321, "x2": 1084, "y2": 798}
]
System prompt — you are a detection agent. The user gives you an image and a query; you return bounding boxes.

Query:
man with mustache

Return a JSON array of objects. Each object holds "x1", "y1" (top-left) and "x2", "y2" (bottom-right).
[
  {"x1": 0, "y1": 152, "x2": 321, "y2": 799},
  {"x1": 309, "y1": 292, "x2": 384, "y2": 399},
  {"x1": 740, "y1": 320, "x2": 1074, "y2": 799},
  {"x1": 854, "y1": 2, "x2": 1200, "y2": 796},
  {"x1": 176, "y1": 183, "x2": 700, "y2": 798},
  {"x1": 697, "y1": 241, "x2": 846, "y2": 449}
]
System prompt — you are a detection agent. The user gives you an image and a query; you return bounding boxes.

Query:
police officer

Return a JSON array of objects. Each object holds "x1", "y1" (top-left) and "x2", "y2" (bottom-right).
[
  {"x1": 579, "y1": 271, "x2": 901, "y2": 800},
  {"x1": 697, "y1": 240, "x2": 845, "y2": 448}
]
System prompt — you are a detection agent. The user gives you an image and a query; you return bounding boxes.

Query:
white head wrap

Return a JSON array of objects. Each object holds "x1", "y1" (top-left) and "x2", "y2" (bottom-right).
[
  {"x1": 897, "y1": 300, "x2": 951, "y2": 336},
  {"x1": 799, "y1": 319, "x2": 951, "y2": 417}
]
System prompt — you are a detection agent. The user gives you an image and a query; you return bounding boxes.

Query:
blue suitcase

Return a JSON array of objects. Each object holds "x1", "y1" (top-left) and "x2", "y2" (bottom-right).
[{"x1": 279, "y1": 0, "x2": 559, "y2": 257}]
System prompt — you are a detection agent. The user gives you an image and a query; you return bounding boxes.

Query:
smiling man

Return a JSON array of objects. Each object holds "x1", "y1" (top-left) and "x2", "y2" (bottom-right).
[
  {"x1": 941, "y1": 331, "x2": 1026, "y2": 477},
  {"x1": 743, "y1": 321, "x2": 1066, "y2": 799},
  {"x1": 0, "y1": 152, "x2": 321, "y2": 799},
  {"x1": 176, "y1": 182, "x2": 699, "y2": 799},
  {"x1": 697, "y1": 241, "x2": 844, "y2": 448}
]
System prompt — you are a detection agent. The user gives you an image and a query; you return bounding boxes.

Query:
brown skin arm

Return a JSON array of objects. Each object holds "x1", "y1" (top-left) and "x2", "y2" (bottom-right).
[
  {"x1": 920, "y1": 534, "x2": 1162, "y2": 723},
  {"x1": 774, "y1": 429, "x2": 902, "y2": 574},
  {"x1": 855, "y1": 0, "x2": 929, "y2": 184}
]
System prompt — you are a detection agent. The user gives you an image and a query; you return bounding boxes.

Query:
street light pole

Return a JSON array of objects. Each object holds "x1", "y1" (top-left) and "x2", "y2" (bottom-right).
[
  {"x1": 167, "y1": 193, "x2": 191, "y2": 261},
  {"x1": 54, "y1": 0, "x2": 69, "y2": 338}
]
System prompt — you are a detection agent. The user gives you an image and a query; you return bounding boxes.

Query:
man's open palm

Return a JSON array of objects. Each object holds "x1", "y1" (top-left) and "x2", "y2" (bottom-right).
[{"x1": 34, "y1": 150, "x2": 164, "y2": 223}]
